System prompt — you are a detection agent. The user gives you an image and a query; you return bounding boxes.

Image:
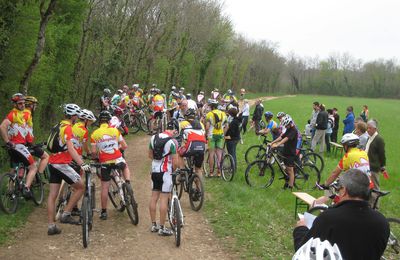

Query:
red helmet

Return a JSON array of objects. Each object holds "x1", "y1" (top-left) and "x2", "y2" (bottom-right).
[{"x1": 11, "y1": 93, "x2": 25, "y2": 103}]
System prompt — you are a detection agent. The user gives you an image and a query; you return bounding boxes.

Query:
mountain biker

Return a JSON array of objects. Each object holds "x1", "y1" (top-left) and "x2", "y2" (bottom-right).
[
  {"x1": 72, "y1": 109, "x2": 96, "y2": 159},
  {"x1": 47, "y1": 104, "x2": 88, "y2": 235},
  {"x1": 111, "y1": 89, "x2": 123, "y2": 106},
  {"x1": 222, "y1": 89, "x2": 238, "y2": 106},
  {"x1": 211, "y1": 88, "x2": 220, "y2": 100},
  {"x1": 100, "y1": 88, "x2": 111, "y2": 111},
  {"x1": 196, "y1": 91, "x2": 205, "y2": 109},
  {"x1": 90, "y1": 110, "x2": 132, "y2": 220},
  {"x1": 0, "y1": 93, "x2": 37, "y2": 199},
  {"x1": 150, "y1": 88, "x2": 165, "y2": 133},
  {"x1": 205, "y1": 99, "x2": 227, "y2": 177},
  {"x1": 258, "y1": 111, "x2": 280, "y2": 140},
  {"x1": 168, "y1": 92, "x2": 180, "y2": 118},
  {"x1": 148, "y1": 119, "x2": 179, "y2": 236}
]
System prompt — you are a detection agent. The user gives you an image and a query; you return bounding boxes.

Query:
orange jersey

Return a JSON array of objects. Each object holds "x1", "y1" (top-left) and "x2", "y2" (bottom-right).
[
  {"x1": 72, "y1": 121, "x2": 89, "y2": 155},
  {"x1": 5, "y1": 108, "x2": 29, "y2": 144},
  {"x1": 152, "y1": 94, "x2": 165, "y2": 111},
  {"x1": 49, "y1": 120, "x2": 74, "y2": 164},
  {"x1": 91, "y1": 123, "x2": 123, "y2": 163},
  {"x1": 23, "y1": 109, "x2": 34, "y2": 143}
]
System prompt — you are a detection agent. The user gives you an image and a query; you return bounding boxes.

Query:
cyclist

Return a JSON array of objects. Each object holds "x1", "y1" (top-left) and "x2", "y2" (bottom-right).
[
  {"x1": 111, "y1": 89, "x2": 123, "y2": 106},
  {"x1": 196, "y1": 91, "x2": 205, "y2": 108},
  {"x1": 222, "y1": 89, "x2": 238, "y2": 106},
  {"x1": 186, "y1": 93, "x2": 198, "y2": 111},
  {"x1": 178, "y1": 109, "x2": 206, "y2": 177},
  {"x1": 205, "y1": 99, "x2": 227, "y2": 177},
  {"x1": 90, "y1": 110, "x2": 132, "y2": 220},
  {"x1": 72, "y1": 109, "x2": 96, "y2": 158},
  {"x1": 148, "y1": 119, "x2": 179, "y2": 236},
  {"x1": 168, "y1": 92, "x2": 180, "y2": 118},
  {"x1": 24, "y1": 96, "x2": 50, "y2": 184},
  {"x1": 100, "y1": 88, "x2": 112, "y2": 111},
  {"x1": 0, "y1": 94, "x2": 37, "y2": 199},
  {"x1": 211, "y1": 88, "x2": 220, "y2": 100},
  {"x1": 258, "y1": 111, "x2": 280, "y2": 140},
  {"x1": 276, "y1": 111, "x2": 286, "y2": 134},
  {"x1": 179, "y1": 87, "x2": 185, "y2": 97},
  {"x1": 173, "y1": 98, "x2": 188, "y2": 122},
  {"x1": 47, "y1": 104, "x2": 89, "y2": 235},
  {"x1": 150, "y1": 88, "x2": 165, "y2": 133}
]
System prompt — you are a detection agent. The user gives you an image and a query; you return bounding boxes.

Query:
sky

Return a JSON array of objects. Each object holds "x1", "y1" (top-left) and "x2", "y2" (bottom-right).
[{"x1": 222, "y1": 0, "x2": 400, "y2": 62}]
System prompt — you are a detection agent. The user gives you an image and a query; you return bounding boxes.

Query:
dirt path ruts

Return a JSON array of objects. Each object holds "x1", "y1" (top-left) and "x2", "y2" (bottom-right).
[{"x1": 0, "y1": 135, "x2": 236, "y2": 260}]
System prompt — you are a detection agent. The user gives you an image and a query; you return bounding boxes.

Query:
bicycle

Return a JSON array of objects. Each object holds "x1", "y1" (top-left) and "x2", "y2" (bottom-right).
[
  {"x1": 107, "y1": 164, "x2": 139, "y2": 225},
  {"x1": 122, "y1": 107, "x2": 141, "y2": 134},
  {"x1": 168, "y1": 172, "x2": 184, "y2": 247},
  {"x1": 0, "y1": 146, "x2": 45, "y2": 214},
  {"x1": 307, "y1": 184, "x2": 400, "y2": 260},
  {"x1": 244, "y1": 146, "x2": 320, "y2": 190},
  {"x1": 203, "y1": 142, "x2": 235, "y2": 182},
  {"x1": 175, "y1": 157, "x2": 205, "y2": 211},
  {"x1": 147, "y1": 109, "x2": 168, "y2": 134}
]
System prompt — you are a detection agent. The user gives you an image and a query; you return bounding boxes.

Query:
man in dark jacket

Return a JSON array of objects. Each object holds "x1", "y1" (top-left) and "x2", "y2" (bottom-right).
[
  {"x1": 331, "y1": 107, "x2": 340, "y2": 142},
  {"x1": 251, "y1": 99, "x2": 264, "y2": 133},
  {"x1": 311, "y1": 104, "x2": 328, "y2": 153},
  {"x1": 293, "y1": 169, "x2": 389, "y2": 260}
]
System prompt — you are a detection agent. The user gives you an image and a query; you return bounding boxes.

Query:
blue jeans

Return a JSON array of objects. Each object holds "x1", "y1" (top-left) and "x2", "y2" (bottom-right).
[{"x1": 226, "y1": 140, "x2": 238, "y2": 170}]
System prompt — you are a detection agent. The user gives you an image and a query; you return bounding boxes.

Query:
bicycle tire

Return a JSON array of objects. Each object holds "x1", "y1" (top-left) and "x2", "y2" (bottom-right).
[
  {"x1": 221, "y1": 154, "x2": 235, "y2": 182},
  {"x1": 301, "y1": 152, "x2": 324, "y2": 174},
  {"x1": 123, "y1": 183, "x2": 139, "y2": 225},
  {"x1": 245, "y1": 160, "x2": 275, "y2": 188},
  {"x1": 188, "y1": 173, "x2": 204, "y2": 211},
  {"x1": 108, "y1": 176, "x2": 125, "y2": 212},
  {"x1": 0, "y1": 173, "x2": 18, "y2": 214},
  {"x1": 140, "y1": 115, "x2": 150, "y2": 133},
  {"x1": 203, "y1": 150, "x2": 216, "y2": 177},
  {"x1": 31, "y1": 173, "x2": 44, "y2": 205},
  {"x1": 245, "y1": 145, "x2": 266, "y2": 164},
  {"x1": 82, "y1": 196, "x2": 90, "y2": 248},
  {"x1": 307, "y1": 205, "x2": 328, "y2": 216},
  {"x1": 173, "y1": 197, "x2": 182, "y2": 247},
  {"x1": 124, "y1": 114, "x2": 140, "y2": 134},
  {"x1": 55, "y1": 183, "x2": 70, "y2": 221},
  {"x1": 384, "y1": 218, "x2": 400, "y2": 259},
  {"x1": 176, "y1": 178, "x2": 184, "y2": 200},
  {"x1": 295, "y1": 163, "x2": 321, "y2": 191}
]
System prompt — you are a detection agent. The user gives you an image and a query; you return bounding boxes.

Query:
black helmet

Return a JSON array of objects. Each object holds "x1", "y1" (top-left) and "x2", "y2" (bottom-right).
[
  {"x1": 184, "y1": 108, "x2": 196, "y2": 119},
  {"x1": 99, "y1": 110, "x2": 112, "y2": 122},
  {"x1": 167, "y1": 119, "x2": 179, "y2": 131}
]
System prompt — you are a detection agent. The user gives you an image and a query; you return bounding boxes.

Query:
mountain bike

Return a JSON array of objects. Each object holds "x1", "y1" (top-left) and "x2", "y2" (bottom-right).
[
  {"x1": 175, "y1": 157, "x2": 205, "y2": 211},
  {"x1": 245, "y1": 146, "x2": 320, "y2": 190},
  {"x1": 107, "y1": 164, "x2": 139, "y2": 225},
  {"x1": 168, "y1": 172, "x2": 184, "y2": 247},
  {"x1": 122, "y1": 108, "x2": 141, "y2": 134},
  {"x1": 147, "y1": 110, "x2": 168, "y2": 134},
  {"x1": 203, "y1": 142, "x2": 235, "y2": 182}
]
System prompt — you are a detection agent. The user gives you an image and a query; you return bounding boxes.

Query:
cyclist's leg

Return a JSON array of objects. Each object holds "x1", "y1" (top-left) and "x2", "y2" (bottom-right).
[
  {"x1": 208, "y1": 139, "x2": 216, "y2": 175},
  {"x1": 100, "y1": 165, "x2": 112, "y2": 211},
  {"x1": 159, "y1": 173, "x2": 173, "y2": 230},
  {"x1": 14, "y1": 144, "x2": 37, "y2": 189},
  {"x1": 47, "y1": 165, "x2": 63, "y2": 225},
  {"x1": 284, "y1": 156, "x2": 296, "y2": 187},
  {"x1": 215, "y1": 136, "x2": 224, "y2": 173},
  {"x1": 150, "y1": 172, "x2": 162, "y2": 225}
]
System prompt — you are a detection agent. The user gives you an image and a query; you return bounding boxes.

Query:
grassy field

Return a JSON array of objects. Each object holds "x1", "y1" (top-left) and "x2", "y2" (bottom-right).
[{"x1": 204, "y1": 94, "x2": 400, "y2": 259}]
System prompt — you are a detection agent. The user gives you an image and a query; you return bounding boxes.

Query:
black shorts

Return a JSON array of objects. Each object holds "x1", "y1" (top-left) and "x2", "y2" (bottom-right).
[
  {"x1": 29, "y1": 145, "x2": 45, "y2": 158},
  {"x1": 184, "y1": 141, "x2": 205, "y2": 168},
  {"x1": 8, "y1": 148, "x2": 30, "y2": 167},
  {"x1": 48, "y1": 164, "x2": 81, "y2": 185},
  {"x1": 154, "y1": 111, "x2": 163, "y2": 119},
  {"x1": 283, "y1": 155, "x2": 296, "y2": 167},
  {"x1": 151, "y1": 172, "x2": 172, "y2": 193},
  {"x1": 100, "y1": 162, "x2": 126, "y2": 182}
]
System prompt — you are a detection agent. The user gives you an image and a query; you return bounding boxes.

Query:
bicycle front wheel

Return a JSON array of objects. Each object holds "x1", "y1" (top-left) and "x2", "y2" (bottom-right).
[
  {"x1": 0, "y1": 173, "x2": 18, "y2": 214},
  {"x1": 221, "y1": 154, "x2": 235, "y2": 182},
  {"x1": 123, "y1": 183, "x2": 139, "y2": 225},
  {"x1": 173, "y1": 197, "x2": 182, "y2": 247},
  {"x1": 245, "y1": 145, "x2": 266, "y2": 164},
  {"x1": 384, "y1": 218, "x2": 400, "y2": 259},
  {"x1": 81, "y1": 196, "x2": 90, "y2": 248},
  {"x1": 108, "y1": 177, "x2": 125, "y2": 212},
  {"x1": 301, "y1": 152, "x2": 324, "y2": 174},
  {"x1": 295, "y1": 163, "x2": 320, "y2": 191},
  {"x1": 188, "y1": 174, "x2": 204, "y2": 211},
  {"x1": 139, "y1": 115, "x2": 150, "y2": 133},
  {"x1": 245, "y1": 160, "x2": 275, "y2": 188},
  {"x1": 124, "y1": 114, "x2": 140, "y2": 134},
  {"x1": 31, "y1": 173, "x2": 44, "y2": 205}
]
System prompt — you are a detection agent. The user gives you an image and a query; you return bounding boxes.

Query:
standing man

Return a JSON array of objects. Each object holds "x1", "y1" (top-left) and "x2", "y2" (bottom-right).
[
  {"x1": 311, "y1": 104, "x2": 328, "y2": 153},
  {"x1": 240, "y1": 99, "x2": 250, "y2": 134},
  {"x1": 331, "y1": 107, "x2": 340, "y2": 142},
  {"x1": 365, "y1": 119, "x2": 386, "y2": 200},
  {"x1": 310, "y1": 101, "x2": 319, "y2": 139},
  {"x1": 251, "y1": 99, "x2": 264, "y2": 134},
  {"x1": 343, "y1": 106, "x2": 355, "y2": 134}
]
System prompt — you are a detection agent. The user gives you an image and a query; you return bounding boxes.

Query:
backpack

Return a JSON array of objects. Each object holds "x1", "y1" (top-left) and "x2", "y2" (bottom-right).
[
  {"x1": 212, "y1": 112, "x2": 222, "y2": 130},
  {"x1": 47, "y1": 123, "x2": 67, "y2": 153},
  {"x1": 152, "y1": 134, "x2": 172, "y2": 160}
]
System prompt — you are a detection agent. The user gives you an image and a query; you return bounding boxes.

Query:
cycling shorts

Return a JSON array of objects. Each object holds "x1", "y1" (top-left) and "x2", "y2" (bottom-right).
[
  {"x1": 48, "y1": 164, "x2": 81, "y2": 185},
  {"x1": 151, "y1": 172, "x2": 172, "y2": 193},
  {"x1": 29, "y1": 145, "x2": 45, "y2": 158},
  {"x1": 178, "y1": 141, "x2": 205, "y2": 168},
  {"x1": 153, "y1": 111, "x2": 163, "y2": 119},
  {"x1": 8, "y1": 144, "x2": 35, "y2": 167},
  {"x1": 100, "y1": 157, "x2": 127, "y2": 182},
  {"x1": 208, "y1": 135, "x2": 224, "y2": 149},
  {"x1": 283, "y1": 155, "x2": 296, "y2": 167}
]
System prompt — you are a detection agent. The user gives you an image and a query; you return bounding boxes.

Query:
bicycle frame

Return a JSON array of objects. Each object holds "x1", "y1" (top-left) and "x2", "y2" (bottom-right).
[{"x1": 170, "y1": 175, "x2": 185, "y2": 226}]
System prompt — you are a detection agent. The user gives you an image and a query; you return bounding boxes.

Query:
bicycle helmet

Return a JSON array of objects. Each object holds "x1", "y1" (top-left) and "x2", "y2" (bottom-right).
[
  {"x1": 340, "y1": 133, "x2": 360, "y2": 146},
  {"x1": 199, "y1": 91, "x2": 205, "y2": 95},
  {"x1": 180, "y1": 87, "x2": 185, "y2": 92},
  {"x1": 172, "y1": 92, "x2": 181, "y2": 99},
  {"x1": 99, "y1": 110, "x2": 112, "y2": 122},
  {"x1": 227, "y1": 89, "x2": 233, "y2": 94},
  {"x1": 11, "y1": 93, "x2": 25, "y2": 103},
  {"x1": 132, "y1": 84, "x2": 139, "y2": 89},
  {"x1": 293, "y1": 237, "x2": 343, "y2": 260},
  {"x1": 25, "y1": 96, "x2": 38, "y2": 106},
  {"x1": 281, "y1": 115, "x2": 293, "y2": 127},
  {"x1": 264, "y1": 111, "x2": 273, "y2": 119},
  {"x1": 186, "y1": 93, "x2": 192, "y2": 99},
  {"x1": 171, "y1": 85, "x2": 176, "y2": 91},
  {"x1": 184, "y1": 108, "x2": 196, "y2": 119},
  {"x1": 277, "y1": 111, "x2": 286, "y2": 118},
  {"x1": 117, "y1": 89, "x2": 123, "y2": 94},
  {"x1": 208, "y1": 98, "x2": 219, "y2": 105},
  {"x1": 79, "y1": 109, "x2": 96, "y2": 121},
  {"x1": 63, "y1": 103, "x2": 81, "y2": 116},
  {"x1": 167, "y1": 118, "x2": 180, "y2": 131},
  {"x1": 103, "y1": 88, "x2": 111, "y2": 95}
]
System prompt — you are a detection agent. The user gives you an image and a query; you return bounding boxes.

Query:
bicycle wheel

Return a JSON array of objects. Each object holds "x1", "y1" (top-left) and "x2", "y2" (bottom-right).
[
  {"x1": 295, "y1": 163, "x2": 320, "y2": 191},
  {"x1": 188, "y1": 173, "x2": 204, "y2": 211},
  {"x1": 140, "y1": 115, "x2": 150, "y2": 133},
  {"x1": 175, "y1": 175, "x2": 184, "y2": 200},
  {"x1": 221, "y1": 154, "x2": 235, "y2": 182},
  {"x1": 31, "y1": 173, "x2": 44, "y2": 205},
  {"x1": 245, "y1": 145, "x2": 266, "y2": 164},
  {"x1": 203, "y1": 150, "x2": 216, "y2": 177},
  {"x1": 301, "y1": 152, "x2": 324, "y2": 174},
  {"x1": 124, "y1": 114, "x2": 140, "y2": 134},
  {"x1": 55, "y1": 183, "x2": 70, "y2": 220},
  {"x1": 307, "y1": 205, "x2": 328, "y2": 216},
  {"x1": 245, "y1": 160, "x2": 275, "y2": 188},
  {"x1": 81, "y1": 196, "x2": 90, "y2": 248},
  {"x1": 123, "y1": 183, "x2": 139, "y2": 225},
  {"x1": 0, "y1": 173, "x2": 18, "y2": 214},
  {"x1": 173, "y1": 198, "x2": 182, "y2": 247},
  {"x1": 108, "y1": 176, "x2": 125, "y2": 212},
  {"x1": 384, "y1": 218, "x2": 400, "y2": 259}
]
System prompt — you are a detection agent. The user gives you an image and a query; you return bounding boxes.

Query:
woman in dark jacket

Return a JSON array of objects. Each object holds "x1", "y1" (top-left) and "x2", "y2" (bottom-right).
[{"x1": 225, "y1": 107, "x2": 241, "y2": 169}]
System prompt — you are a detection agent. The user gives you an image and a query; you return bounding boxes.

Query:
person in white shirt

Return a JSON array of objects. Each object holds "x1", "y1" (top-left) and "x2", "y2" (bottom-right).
[{"x1": 240, "y1": 99, "x2": 250, "y2": 134}]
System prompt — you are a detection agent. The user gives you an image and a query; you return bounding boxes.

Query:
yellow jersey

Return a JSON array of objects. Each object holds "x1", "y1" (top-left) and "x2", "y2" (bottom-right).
[{"x1": 205, "y1": 109, "x2": 227, "y2": 136}]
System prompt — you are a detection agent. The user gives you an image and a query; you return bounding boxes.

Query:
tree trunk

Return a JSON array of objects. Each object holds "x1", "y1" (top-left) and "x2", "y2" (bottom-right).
[{"x1": 19, "y1": 0, "x2": 57, "y2": 95}]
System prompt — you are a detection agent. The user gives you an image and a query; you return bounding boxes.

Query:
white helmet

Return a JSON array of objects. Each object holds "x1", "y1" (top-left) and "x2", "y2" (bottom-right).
[
  {"x1": 281, "y1": 115, "x2": 293, "y2": 127},
  {"x1": 208, "y1": 98, "x2": 219, "y2": 105},
  {"x1": 293, "y1": 238, "x2": 343, "y2": 260},
  {"x1": 79, "y1": 109, "x2": 96, "y2": 122},
  {"x1": 340, "y1": 133, "x2": 359, "y2": 146},
  {"x1": 277, "y1": 111, "x2": 286, "y2": 118},
  {"x1": 63, "y1": 104, "x2": 81, "y2": 116}
]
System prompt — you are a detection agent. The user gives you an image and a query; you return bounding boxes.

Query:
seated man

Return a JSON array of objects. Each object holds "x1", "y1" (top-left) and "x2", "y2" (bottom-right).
[
  {"x1": 258, "y1": 111, "x2": 280, "y2": 140},
  {"x1": 293, "y1": 169, "x2": 389, "y2": 260}
]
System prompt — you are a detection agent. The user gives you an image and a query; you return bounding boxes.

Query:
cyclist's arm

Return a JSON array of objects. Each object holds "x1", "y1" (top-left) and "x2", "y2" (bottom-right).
[
  {"x1": 66, "y1": 139, "x2": 84, "y2": 166},
  {"x1": 324, "y1": 166, "x2": 342, "y2": 186},
  {"x1": 0, "y1": 119, "x2": 11, "y2": 143},
  {"x1": 119, "y1": 138, "x2": 128, "y2": 150},
  {"x1": 270, "y1": 135, "x2": 282, "y2": 145},
  {"x1": 272, "y1": 137, "x2": 288, "y2": 147}
]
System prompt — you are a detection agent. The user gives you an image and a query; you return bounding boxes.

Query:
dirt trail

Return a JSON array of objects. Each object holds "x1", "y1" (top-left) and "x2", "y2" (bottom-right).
[{"x1": 0, "y1": 135, "x2": 236, "y2": 260}]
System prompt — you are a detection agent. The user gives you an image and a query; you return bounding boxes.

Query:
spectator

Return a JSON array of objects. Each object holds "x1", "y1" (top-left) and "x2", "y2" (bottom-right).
[
  {"x1": 325, "y1": 109, "x2": 334, "y2": 153},
  {"x1": 355, "y1": 121, "x2": 368, "y2": 150},
  {"x1": 293, "y1": 169, "x2": 389, "y2": 260},
  {"x1": 240, "y1": 99, "x2": 250, "y2": 134},
  {"x1": 310, "y1": 102, "x2": 319, "y2": 138},
  {"x1": 342, "y1": 106, "x2": 355, "y2": 134},
  {"x1": 360, "y1": 105, "x2": 369, "y2": 122},
  {"x1": 311, "y1": 104, "x2": 328, "y2": 153},
  {"x1": 365, "y1": 119, "x2": 386, "y2": 201},
  {"x1": 225, "y1": 108, "x2": 241, "y2": 169},
  {"x1": 331, "y1": 108, "x2": 340, "y2": 142},
  {"x1": 251, "y1": 99, "x2": 264, "y2": 133}
]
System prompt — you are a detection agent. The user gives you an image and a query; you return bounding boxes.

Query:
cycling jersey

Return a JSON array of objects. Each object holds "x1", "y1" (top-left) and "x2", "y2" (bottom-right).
[
  {"x1": 265, "y1": 120, "x2": 280, "y2": 140},
  {"x1": 205, "y1": 109, "x2": 227, "y2": 136},
  {"x1": 91, "y1": 123, "x2": 124, "y2": 163},
  {"x1": 149, "y1": 132, "x2": 177, "y2": 173},
  {"x1": 152, "y1": 94, "x2": 165, "y2": 111},
  {"x1": 49, "y1": 120, "x2": 74, "y2": 164},
  {"x1": 179, "y1": 120, "x2": 206, "y2": 144},
  {"x1": 72, "y1": 121, "x2": 89, "y2": 156},
  {"x1": 338, "y1": 147, "x2": 370, "y2": 174},
  {"x1": 5, "y1": 108, "x2": 29, "y2": 144},
  {"x1": 24, "y1": 109, "x2": 34, "y2": 144},
  {"x1": 111, "y1": 94, "x2": 121, "y2": 106}
]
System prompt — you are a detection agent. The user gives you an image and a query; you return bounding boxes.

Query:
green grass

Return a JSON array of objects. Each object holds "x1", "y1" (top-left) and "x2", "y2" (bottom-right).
[{"x1": 204, "y1": 94, "x2": 400, "y2": 258}]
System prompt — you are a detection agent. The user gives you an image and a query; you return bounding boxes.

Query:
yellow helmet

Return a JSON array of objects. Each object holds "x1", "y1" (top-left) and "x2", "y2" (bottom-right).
[{"x1": 25, "y1": 96, "x2": 38, "y2": 105}]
